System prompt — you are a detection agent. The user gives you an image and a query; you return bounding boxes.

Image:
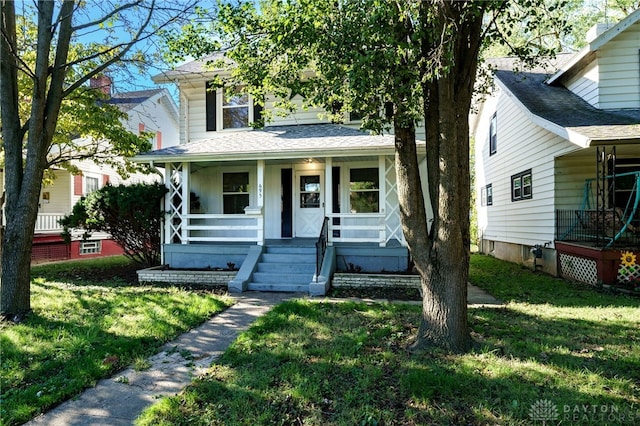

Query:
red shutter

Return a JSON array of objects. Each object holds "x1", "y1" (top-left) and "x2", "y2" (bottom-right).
[
  {"x1": 103, "y1": 174, "x2": 110, "y2": 186},
  {"x1": 138, "y1": 123, "x2": 145, "y2": 134},
  {"x1": 74, "y1": 174, "x2": 83, "y2": 196},
  {"x1": 156, "y1": 131, "x2": 162, "y2": 149}
]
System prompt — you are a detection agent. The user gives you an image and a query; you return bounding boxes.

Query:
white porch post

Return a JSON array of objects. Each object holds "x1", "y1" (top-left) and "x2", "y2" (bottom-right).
[
  {"x1": 163, "y1": 163, "x2": 173, "y2": 245},
  {"x1": 256, "y1": 159, "x2": 265, "y2": 245},
  {"x1": 378, "y1": 155, "x2": 386, "y2": 247},
  {"x1": 325, "y1": 157, "x2": 333, "y2": 245},
  {"x1": 181, "y1": 162, "x2": 190, "y2": 244}
]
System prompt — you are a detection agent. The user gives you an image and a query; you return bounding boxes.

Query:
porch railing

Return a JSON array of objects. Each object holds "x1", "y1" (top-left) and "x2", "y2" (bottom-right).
[
  {"x1": 34, "y1": 213, "x2": 66, "y2": 232},
  {"x1": 556, "y1": 209, "x2": 640, "y2": 248},
  {"x1": 327, "y1": 213, "x2": 386, "y2": 246},
  {"x1": 183, "y1": 214, "x2": 263, "y2": 243},
  {"x1": 315, "y1": 217, "x2": 329, "y2": 280}
]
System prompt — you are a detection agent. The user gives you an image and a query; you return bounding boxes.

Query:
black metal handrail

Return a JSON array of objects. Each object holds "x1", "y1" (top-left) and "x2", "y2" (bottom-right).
[
  {"x1": 315, "y1": 217, "x2": 329, "y2": 280},
  {"x1": 556, "y1": 209, "x2": 640, "y2": 248}
]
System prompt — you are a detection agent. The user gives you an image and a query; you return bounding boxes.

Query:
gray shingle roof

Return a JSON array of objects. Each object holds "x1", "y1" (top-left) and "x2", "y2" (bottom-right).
[
  {"x1": 109, "y1": 89, "x2": 165, "y2": 112},
  {"x1": 136, "y1": 124, "x2": 411, "y2": 162},
  {"x1": 493, "y1": 66, "x2": 640, "y2": 144}
]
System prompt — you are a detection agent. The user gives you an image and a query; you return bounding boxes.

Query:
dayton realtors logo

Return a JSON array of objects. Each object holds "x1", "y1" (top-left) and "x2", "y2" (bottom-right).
[{"x1": 528, "y1": 400, "x2": 638, "y2": 424}]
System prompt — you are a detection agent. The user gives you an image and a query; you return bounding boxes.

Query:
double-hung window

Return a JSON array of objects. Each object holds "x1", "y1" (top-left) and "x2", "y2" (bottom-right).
[
  {"x1": 206, "y1": 83, "x2": 263, "y2": 131},
  {"x1": 481, "y1": 184, "x2": 493, "y2": 206},
  {"x1": 349, "y1": 168, "x2": 379, "y2": 213},
  {"x1": 223, "y1": 172, "x2": 250, "y2": 214},
  {"x1": 511, "y1": 170, "x2": 532, "y2": 201},
  {"x1": 489, "y1": 112, "x2": 497, "y2": 156},
  {"x1": 85, "y1": 176, "x2": 99, "y2": 195}
]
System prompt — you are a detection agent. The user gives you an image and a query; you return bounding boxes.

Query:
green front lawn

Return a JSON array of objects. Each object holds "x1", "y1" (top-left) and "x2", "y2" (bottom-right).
[
  {"x1": 0, "y1": 257, "x2": 232, "y2": 426},
  {"x1": 137, "y1": 254, "x2": 640, "y2": 425}
]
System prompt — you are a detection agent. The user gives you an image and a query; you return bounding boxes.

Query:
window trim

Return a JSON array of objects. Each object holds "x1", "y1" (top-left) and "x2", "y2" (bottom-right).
[
  {"x1": 511, "y1": 170, "x2": 532, "y2": 202},
  {"x1": 489, "y1": 112, "x2": 497, "y2": 156}
]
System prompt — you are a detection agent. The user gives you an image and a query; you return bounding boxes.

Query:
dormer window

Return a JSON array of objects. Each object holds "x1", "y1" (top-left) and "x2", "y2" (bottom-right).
[{"x1": 205, "y1": 82, "x2": 262, "y2": 131}]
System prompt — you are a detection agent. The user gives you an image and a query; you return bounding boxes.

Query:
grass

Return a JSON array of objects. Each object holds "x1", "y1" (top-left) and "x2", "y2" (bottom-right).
[
  {"x1": 0, "y1": 257, "x2": 232, "y2": 426},
  {"x1": 136, "y1": 253, "x2": 640, "y2": 426}
]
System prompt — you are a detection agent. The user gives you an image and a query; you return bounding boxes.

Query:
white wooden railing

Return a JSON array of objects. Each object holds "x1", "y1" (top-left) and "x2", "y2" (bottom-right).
[
  {"x1": 328, "y1": 213, "x2": 386, "y2": 246},
  {"x1": 183, "y1": 213, "x2": 264, "y2": 244},
  {"x1": 34, "y1": 213, "x2": 66, "y2": 232}
]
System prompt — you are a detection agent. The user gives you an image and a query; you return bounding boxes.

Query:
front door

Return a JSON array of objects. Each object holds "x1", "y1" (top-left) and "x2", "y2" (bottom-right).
[{"x1": 295, "y1": 171, "x2": 325, "y2": 237}]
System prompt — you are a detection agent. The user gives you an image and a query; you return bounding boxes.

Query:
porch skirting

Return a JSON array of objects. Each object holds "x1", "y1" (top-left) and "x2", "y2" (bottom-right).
[
  {"x1": 332, "y1": 273, "x2": 420, "y2": 289},
  {"x1": 137, "y1": 266, "x2": 236, "y2": 287}
]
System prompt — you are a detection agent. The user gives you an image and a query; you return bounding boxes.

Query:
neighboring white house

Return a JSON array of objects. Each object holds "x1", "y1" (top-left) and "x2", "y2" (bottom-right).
[
  {"x1": 31, "y1": 78, "x2": 180, "y2": 262},
  {"x1": 473, "y1": 9, "x2": 640, "y2": 287},
  {"x1": 134, "y1": 57, "x2": 433, "y2": 295}
]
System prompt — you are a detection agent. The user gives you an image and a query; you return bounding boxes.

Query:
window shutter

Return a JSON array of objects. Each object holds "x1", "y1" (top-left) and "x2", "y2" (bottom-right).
[
  {"x1": 205, "y1": 81, "x2": 217, "y2": 131},
  {"x1": 103, "y1": 174, "x2": 110, "y2": 186},
  {"x1": 138, "y1": 123, "x2": 145, "y2": 134},
  {"x1": 156, "y1": 131, "x2": 162, "y2": 149},
  {"x1": 253, "y1": 103, "x2": 263, "y2": 124},
  {"x1": 74, "y1": 174, "x2": 83, "y2": 196}
]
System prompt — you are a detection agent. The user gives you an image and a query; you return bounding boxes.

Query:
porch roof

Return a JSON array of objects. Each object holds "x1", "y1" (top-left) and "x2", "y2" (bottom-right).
[{"x1": 134, "y1": 124, "x2": 423, "y2": 163}]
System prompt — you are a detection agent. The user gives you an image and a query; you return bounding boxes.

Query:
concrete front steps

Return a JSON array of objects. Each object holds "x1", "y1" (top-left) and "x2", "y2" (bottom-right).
[{"x1": 247, "y1": 245, "x2": 316, "y2": 292}]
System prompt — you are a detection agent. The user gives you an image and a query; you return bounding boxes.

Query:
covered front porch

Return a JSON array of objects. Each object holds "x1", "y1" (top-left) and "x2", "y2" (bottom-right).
[{"x1": 134, "y1": 124, "x2": 430, "y2": 294}]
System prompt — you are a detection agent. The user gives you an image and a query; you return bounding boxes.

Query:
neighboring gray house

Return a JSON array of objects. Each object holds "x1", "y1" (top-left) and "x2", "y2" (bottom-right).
[
  {"x1": 134, "y1": 57, "x2": 433, "y2": 295},
  {"x1": 473, "y1": 9, "x2": 640, "y2": 288}
]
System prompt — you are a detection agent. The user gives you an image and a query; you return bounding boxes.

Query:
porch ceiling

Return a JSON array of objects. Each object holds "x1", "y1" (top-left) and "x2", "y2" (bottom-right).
[{"x1": 134, "y1": 124, "x2": 425, "y2": 165}]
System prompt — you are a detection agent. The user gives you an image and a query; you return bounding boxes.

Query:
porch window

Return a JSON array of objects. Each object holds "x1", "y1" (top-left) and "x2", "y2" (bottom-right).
[
  {"x1": 223, "y1": 172, "x2": 250, "y2": 214},
  {"x1": 349, "y1": 168, "x2": 379, "y2": 213},
  {"x1": 79, "y1": 240, "x2": 101, "y2": 255},
  {"x1": 511, "y1": 170, "x2": 532, "y2": 201},
  {"x1": 489, "y1": 112, "x2": 497, "y2": 156},
  {"x1": 222, "y1": 86, "x2": 249, "y2": 129}
]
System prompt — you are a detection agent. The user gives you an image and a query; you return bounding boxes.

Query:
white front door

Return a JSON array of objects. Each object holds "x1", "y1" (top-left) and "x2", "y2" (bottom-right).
[{"x1": 295, "y1": 171, "x2": 325, "y2": 237}]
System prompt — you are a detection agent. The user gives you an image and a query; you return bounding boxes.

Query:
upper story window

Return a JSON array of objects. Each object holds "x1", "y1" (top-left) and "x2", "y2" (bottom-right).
[
  {"x1": 223, "y1": 172, "x2": 250, "y2": 214},
  {"x1": 489, "y1": 112, "x2": 497, "y2": 156},
  {"x1": 349, "y1": 168, "x2": 379, "y2": 213},
  {"x1": 206, "y1": 82, "x2": 262, "y2": 132},
  {"x1": 511, "y1": 170, "x2": 532, "y2": 201},
  {"x1": 223, "y1": 86, "x2": 249, "y2": 129}
]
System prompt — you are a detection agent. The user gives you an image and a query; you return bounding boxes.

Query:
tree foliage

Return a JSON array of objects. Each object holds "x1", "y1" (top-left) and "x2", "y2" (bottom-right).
[
  {"x1": 0, "y1": 0, "x2": 198, "y2": 320},
  {"x1": 160, "y1": 0, "x2": 578, "y2": 352},
  {"x1": 61, "y1": 182, "x2": 167, "y2": 268}
]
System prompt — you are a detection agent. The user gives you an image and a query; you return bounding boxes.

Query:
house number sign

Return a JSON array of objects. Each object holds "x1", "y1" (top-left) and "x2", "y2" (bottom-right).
[{"x1": 258, "y1": 184, "x2": 263, "y2": 200}]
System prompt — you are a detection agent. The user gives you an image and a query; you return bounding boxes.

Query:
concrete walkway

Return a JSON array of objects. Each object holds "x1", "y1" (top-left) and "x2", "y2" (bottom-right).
[{"x1": 26, "y1": 286, "x2": 501, "y2": 426}]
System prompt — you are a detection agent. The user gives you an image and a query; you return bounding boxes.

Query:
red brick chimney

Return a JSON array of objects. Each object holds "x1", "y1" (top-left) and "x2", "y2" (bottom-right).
[{"x1": 90, "y1": 75, "x2": 112, "y2": 97}]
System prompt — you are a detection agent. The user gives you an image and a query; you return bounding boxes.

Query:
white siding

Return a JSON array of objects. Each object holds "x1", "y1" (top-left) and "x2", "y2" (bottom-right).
[
  {"x1": 565, "y1": 60, "x2": 600, "y2": 107},
  {"x1": 597, "y1": 20, "x2": 640, "y2": 110},
  {"x1": 475, "y1": 89, "x2": 583, "y2": 248}
]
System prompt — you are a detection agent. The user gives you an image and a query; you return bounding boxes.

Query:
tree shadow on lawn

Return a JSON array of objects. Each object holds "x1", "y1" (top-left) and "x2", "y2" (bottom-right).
[{"x1": 139, "y1": 300, "x2": 639, "y2": 425}]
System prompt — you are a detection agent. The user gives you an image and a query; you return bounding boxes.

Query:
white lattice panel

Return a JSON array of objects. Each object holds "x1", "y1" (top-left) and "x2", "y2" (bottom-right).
[
  {"x1": 559, "y1": 253, "x2": 598, "y2": 286},
  {"x1": 166, "y1": 163, "x2": 184, "y2": 244},
  {"x1": 617, "y1": 265, "x2": 640, "y2": 286},
  {"x1": 384, "y1": 156, "x2": 404, "y2": 244}
]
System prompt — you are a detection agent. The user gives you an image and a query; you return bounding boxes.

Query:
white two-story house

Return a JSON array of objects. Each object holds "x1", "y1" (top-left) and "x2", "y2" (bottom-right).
[{"x1": 134, "y1": 57, "x2": 433, "y2": 295}]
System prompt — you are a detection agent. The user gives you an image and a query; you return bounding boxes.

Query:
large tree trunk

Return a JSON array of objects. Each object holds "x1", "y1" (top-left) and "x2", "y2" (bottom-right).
[
  {"x1": 0, "y1": 1, "x2": 74, "y2": 320},
  {"x1": 402, "y1": 1, "x2": 485, "y2": 353}
]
